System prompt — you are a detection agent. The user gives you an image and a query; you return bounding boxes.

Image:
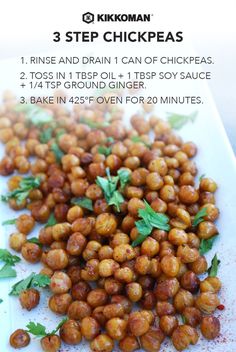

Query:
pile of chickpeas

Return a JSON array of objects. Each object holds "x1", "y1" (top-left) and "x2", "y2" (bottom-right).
[{"x1": 0, "y1": 91, "x2": 222, "y2": 352}]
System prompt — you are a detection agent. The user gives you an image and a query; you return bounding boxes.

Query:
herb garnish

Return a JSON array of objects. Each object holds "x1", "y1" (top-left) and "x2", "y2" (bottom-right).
[
  {"x1": 181, "y1": 315, "x2": 186, "y2": 324},
  {"x1": 132, "y1": 200, "x2": 170, "y2": 247},
  {"x1": 117, "y1": 169, "x2": 131, "y2": 190},
  {"x1": 15, "y1": 104, "x2": 53, "y2": 126},
  {"x1": 26, "y1": 318, "x2": 67, "y2": 338},
  {"x1": 192, "y1": 207, "x2": 208, "y2": 227},
  {"x1": 9, "y1": 273, "x2": 51, "y2": 296},
  {"x1": 50, "y1": 142, "x2": 64, "y2": 163},
  {"x1": 199, "y1": 174, "x2": 206, "y2": 181},
  {"x1": 45, "y1": 213, "x2": 57, "y2": 228},
  {"x1": 0, "y1": 249, "x2": 21, "y2": 279},
  {"x1": 2, "y1": 218, "x2": 17, "y2": 226},
  {"x1": 71, "y1": 197, "x2": 93, "y2": 211},
  {"x1": 131, "y1": 136, "x2": 151, "y2": 147},
  {"x1": 97, "y1": 146, "x2": 112, "y2": 156},
  {"x1": 208, "y1": 254, "x2": 220, "y2": 277},
  {"x1": 39, "y1": 127, "x2": 53, "y2": 143},
  {"x1": 27, "y1": 237, "x2": 42, "y2": 247},
  {"x1": 0, "y1": 264, "x2": 17, "y2": 279},
  {"x1": 199, "y1": 235, "x2": 218, "y2": 256},
  {"x1": 1, "y1": 176, "x2": 41, "y2": 205},
  {"x1": 96, "y1": 168, "x2": 124, "y2": 212},
  {"x1": 80, "y1": 118, "x2": 109, "y2": 129},
  {"x1": 167, "y1": 111, "x2": 198, "y2": 130}
]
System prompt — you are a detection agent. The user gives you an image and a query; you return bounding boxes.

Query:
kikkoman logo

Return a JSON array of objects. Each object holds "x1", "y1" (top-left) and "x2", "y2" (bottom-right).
[{"x1": 82, "y1": 12, "x2": 152, "y2": 24}]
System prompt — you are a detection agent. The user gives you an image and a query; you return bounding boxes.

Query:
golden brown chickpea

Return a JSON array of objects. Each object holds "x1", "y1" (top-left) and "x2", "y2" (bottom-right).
[
  {"x1": 0, "y1": 156, "x2": 14, "y2": 176},
  {"x1": 61, "y1": 154, "x2": 80, "y2": 172},
  {"x1": 98, "y1": 245, "x2": 113, "y2": 260},
  {"x1": 111, "y1": 295, "x2": 132, "y2": 314},
  {"x1": 182, "y1": 307, "x2": 202, "y2": 327},
  {"x1": 160, "y1": 315, "x2": 178, "y2": 336},
  {"x1": 31, "y1": 203, "x2": 50, "y2": 223},
  {"x1": 66, "y1": 232, "x2": 87, "y2": 256},
  {"x1": 200, "y1": 316, "x2": 220, "y2": 340},
  {"x1": 15, "y1": 214, "x2": 35, "y2": 235},
  {"x1": 197, "y1": 221, "x2": 218, "y2": 239},
  {"x1": 58, "y1": 133, "x2": 77, "y2": 152},
  {"x1": 200, "y1": 276, "x2": 221, "y2": 293},
  {"x1": 40, "y1": 335, "x2": 61, "y2": 352},
  {"x1": 180, "y1": 271, "x2": 200, "y2": 293},
  {"x1": 104, "y1": 278, "x2": 123, "y2": 295},
  {"x1": 127, "y1": 198, "x2": 145, "y2": 217},
  {"x1": 126, "y1": 283, "x2": 143, "y2": 302},
  {"x1": 81, "y1": 258, "x2": 100, "y2": 281},
  {"x1": 200, "y1": 178, "x2": 217, "y2": 193},
  {"x1": 90, "y1": 334, "x2": 114, "y2": 352},
  {"x1": 66, "y1": 205, "x2": 84, "y2": 223},
  {"x1": 95, "y1": 213, "x2": 117, "y2": 236},
  {"x1": 9, "y1": 232, "x2": 27, "y2": 252},
  {"x1": 141, "y1": 290, "x2": 156, "y2": 310},
  {"x1": 46, "y1": 249, "x2": 69, "y2": 270},
  {"x1": 9, "y1": 198, "x2": 27, "y2": 210},
  {"x1": 71, "y1": 281, "x2": 91, "y2": 301},
  {"x1": 114, "y1": 267, "x2": 134, "y2": 283},
  {"x1": 110, "y1": 233, "x2": 130, "y2": 248},
  {"x1": 199, "y1": 191, "x2": 216, "y2": 205},
  {"x1": 195, "y1": 292, "x2": 220, "y2": 314},
  {"x1": 68, "y1": 300, "x2": 92, "y2": 320},
  {"x1": 177, "y1": 245, "x2": 200, "y2": 263},
  {"x1": 148, "y1": 158, "x2": 168, "y2": 176},
  {"x1": 188, "y1": 256, "x2": 208, "y2": 274},
  {"x1": 98, "y1": 259, "x2": 120, "y2": 277},
  {"x1": 154, "y1": 278, "x2": 180, "y2": 301},
  {"x1": 21, "y1": 242, "x2": 42, "y2": 263},
  {"x1": 103, "y1": 303, "x2": 125, "y2": 319},
  {"x1": 87, "y1": 288, "x2": 108, "y2": 308},
  {"x1": 19, "y1": 288, "x2": 40, "y2": 311},
  {"x1": 140, "y1": 327, "x2": 165, "y2": 352},
  {"x1": 111, "y1": 142, "x2": 128, "y2": 159},
  {"x1": 141, "y1": 237, "x2": 160, "y2": 257},
  {"x1": 49, "y1": 293, "x2": 72, "y2": 315},
  {"x1": 81, "y1": 317, "x2": 100, "y2": 340},
  {"x1": 202, "y1": 203, "x2": 219, "y2": 222},
  {"x1": 82, "y1": 241, "x2": 101, "y2": 261},
  {"x1": 146, "y1": 172, "x2": 164, "y2": 191},
  {"x1": 161, "y1": 255, "x2": 180, "y2": 277},
  {"x1": 187, "y1": 232, "x2": 200, "y2": 248},
  {"x1": 179, "y1": 185, "x2": 199, "y2": 204},
  {"x1": 181, "y1": 142, "x2": 197, "y2": 157},
  {"x1": 159, "y1": 185, "x2": 176, "y2": 202},
  {"x1": 106, "y1": 317, "x2": 127, "y2": 340},
  {"x1": 0, "y1": 127, "x2": 13, "y2": 143},
  {"x1": 71, "y1": 178, "x2": 89, "y2": 197},
  {"x1": 134, "y1": 255, "x2": 151, "y2": 275},
  {"x1": 173, "y1": 289, "x2": 194, "y2": 312},
  {"x1": 128, "y1": 311, "x2": 150, "y2": 337},
  {"x1": 113, "y1": 244, "x2": 135, "y2": 263},
  {"x1": 168, "y1": 228, "x2": 188, "y2": 246},
  {"x1": 156, "y1": 301, "x2": 175, "y2": 317},
  {"x1": 50, "y1": 271, "x2": 72, "y2": 294},
  {"x1": 52, "y1": 223, "x2": 71, "y2": 242},
  {"x1": 151, "y1": 229, "x2": 168, "y2": 242},
  {"x1": 9, "y1": 329, "x2": 30, "y2": 349},
  {"x1": 119, "y1": 335, "x2": 139, "y2": 352},
  {"x1": 125, "y1": 186, "x2": 143, "y2": 199},
  {"x1": 59, "y1": 319, "x2": 82, "y2": 345},
  {"x1": 172, "y1": 325, "x2": 199, "y2": 351},
  {"x1": 50, "y1": 241, "x2": 67, "y2": 250},
  {"x1": 40, "y1": 267, "x2": 54, "y2": 278},
  {"x1": 86, "y1": 184, "x2": 103, "y2": 200}
]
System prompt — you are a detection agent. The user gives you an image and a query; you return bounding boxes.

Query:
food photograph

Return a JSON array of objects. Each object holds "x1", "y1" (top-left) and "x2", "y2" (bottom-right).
[{"x1": 0, "y1": 1, "x2": 236, "y2": 352}]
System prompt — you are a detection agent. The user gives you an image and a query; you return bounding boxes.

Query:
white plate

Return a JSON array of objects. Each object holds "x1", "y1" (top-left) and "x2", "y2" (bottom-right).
[{"x1": 0, "y1": 43, "x2": 236, "y2": 352}]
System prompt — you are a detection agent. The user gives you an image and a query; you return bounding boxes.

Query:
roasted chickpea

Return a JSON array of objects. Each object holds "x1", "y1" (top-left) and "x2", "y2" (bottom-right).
[
  {"x1": 50, "y1": 271, "x2": 72, "y2": 294},
  {"x1": 168, "y1": 228, "x2": 188, "y2": 246},
  {"x1": 71, "y1": 281, "x2": 91, "y2": 301},
  {"x1": 67, "y1": 205, "x2": 84, "y2": 223},
  {"x1": 110, "y1": 233, "x2": 130, "y2": 248},
  {"x1": 90, "y1": 334, "x2": 114, "y2": 352},
  {"x1": 59, "y1": 319, "x2": 82, "y2": 345},
  {"x1": 113, "y1": 244, "x2": 135, "y2": 263},
  {"x1": 46, "y1": 249, "x2": 69, "y2": 270},
  {"x1": 135, "y1": 255, "x2": 151, "y2": 275},
  {"x1": 40, "y1": 335, "x2": 61, "y2": 352},
  {"x1": 146, "y1": 172, "x2": 164, "y2": 191},
  {"x1": 188, "y1": 256, "x2": 208, "y2": 274},
  {"x1": 200, "y1": 316, "x2": 220, "y2": 339},
  {"x1": 52, "y1": 223, "x2": 71, "y2": 241},
  {"x1": 140, "y1": 327, "x2": 165, "y2": 352},
  {"x1": 180, "y1": 271, "x2": 200, "y2": 293},
  {"x1": 173, "y1": 289, "x2": 194, "y2": 312},
  {"x1": 154, "y1": 278, "x2": 180, "y2": 300},
  {"x1": 119, "y1": 335, "x2": 139, "y2": 352},
  {"x1": 179, "y1": 185, "x2": 199, "y2": 204},
  {"x1": 128, "y1": 311, "x2": 150, "y2": 337},
  {"x1": 200, "y1": 277, "x2": 222, "y2": 293},
  {"x1": 21, "y1": 242, "x2": 42, "y2": 263},
  {"x1": 195, "y1": 292, "x2": 220, "y2": 314},
  {"x1": 159, "y1": 315, "x2": 178, "y2": 336},
  {"x1": 141, "y1": 237, "x2": 159, "y2": 257},
  {"x1": 66, "y1": 232, "x2": 87, "y2": 256},
  {"x1": 141, "y1": 290, "x2": 156, "y2": 310},
  {"x1": 159, "y1": 185, "x2": 176, "y2": 202},
  {"x1": 104, "y1": 278, "x2": 123, "y2": 295},
  {"x1": 49, "y1": 293, "x2": 72, "y2": 315},
  {"x1": 200, "y1": 178, "x2": 218, "y2": 193},
  {"x1": 156, "y1": 301, "x2": 175, "y2": 316},
  {"x1": 98, "y1": 245, "x2": 113, "y2": 260},
  {"x1": 9, "y1": 329, "x2": 30, "y2": 349},
  {"x1": 87, "y1": 288, "x2": 108, "y2": 308},
  {"x1": 161, "y1": 255, "x2": 180, "y2": 277},
  {"x1": 9, "y1": 232, "x2": 27, "y2": 252},
  {"x1": 106, "y1": 318, "x2": 127, "y2": 340},
  {"x1": 111, "y1": 295, "x2": 132, "y2": 314},
  {"x1": 126, "y1": 283, "x2": 143, "y2": 302},
  {"x1": 19, "y1": 288, "x2": 40, "y2": 310},
  {"x1": 103, "y1": 303, "x2": 125, "y2": 319},
  {"x1": 197, "y1": 221, "x2": 218, "y2": 239},
  {"x1": 99, "y1": 259, "x2": 119, "y2": 277},
  {"x1": 15, "y1": 214, "x2": 35, "y2": 234},
  {"x1": 177, "y1": 245, "x2": 200, "y2": 263},
  {"x1": 172, "y1": 325, "x2": 199, "y2": 351},
  {"x1": 127, "y1": 198, "x2": 145, "y2": 216},
  {"x1": 182, "y1": 307, "x2": 202, "y2": 327},
  {"x1": 81, "y1": 317, "x2": 100, "y2": 340},
  {"x1": 95, "y1": 213, "x2": 117, "y2": 236},
  {"x1": 114, "y1": 267, "x2": 134, "y2": 283},
  {"x1": 148, "y1": 158, "x2": 168, "y2": 176}
]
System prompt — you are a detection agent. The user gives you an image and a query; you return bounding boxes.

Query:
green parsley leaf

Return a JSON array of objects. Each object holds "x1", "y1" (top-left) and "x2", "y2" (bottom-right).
[
  {"x1": 193, "y1": 207, "x2": 208, "y2": 227},
  {"x1": 0, "y1": 264, "x2": 17, "y2": 279},
  {"x1": 132, "y1": 200, "x2": 170, "y2": 247},
  {"x1": 45, "y1": 213, "x2": 57, "y2": 228},
  {"x1": 131, "y1": 136, "x2": 151, "y2": 147},
  {"x1": 26, "y1": 322, "x2": 47, "y2": 337},
  {"x1": 9, "y1": 273, "x2": 50, "y2": 296},
  {"x1": 15, "y1": 104, "x2": 53, "y2": 127},
  {"x1": 2, "y1": 218, "x2": 17, "y2": 226},
  {"x1": 108, "y1": 191, "x2": 124, "y2": 212},
  {"x1": 117, "y1": 169, "x2": 131, "y2": 190},
  {"x1": 80, "y1": 118, "x2": 109, "y2": 129},
  {"x1": 50, "y1": 142, "x2": 64, "y2": 164},
  {"x1": 1, "y1": 176, "x2": 41, "y2": 205},
  {"x1": 27, "y1": 237, "x2": 42, "y2": 247},
  {"x1": 0, "y1": 299, "x2": 3, "y2": 304},
  {"x1": 106, "y1": 137, "x2": 114, "y2": 143},
  {"x1": 208, "y1": 254, "x2": 220, "y2": 277},
  {"x1": 0, "y1": 249, "x2": 21, "y2": 266},
  {"x1": 98, "y1": 146, "x2": 112, "y2": 157},
  {"x1": 181, "y1": 315, "x2": 186, "y2": 324},
  {"x1": 55, "y1": 128, "x2": 66, "y2": 141},
  {"x1": 199, "y1": 235, "x2": 218, "y2": 256},
  {"x1": 199, "y1": 174, "x2": 206, "y2": 181},
  {"x1": 167, "y1": 111, "x2": 198, "y2": 130},
  {"x1": 50, "y1": 317, "x2": 68, "y2": 335},
  {"x1": 71, "y1": 197, "x2": 93, "y2": 211},
  {"x1": 39, "y1": 127, "x2": 53, "y2": 143}
]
